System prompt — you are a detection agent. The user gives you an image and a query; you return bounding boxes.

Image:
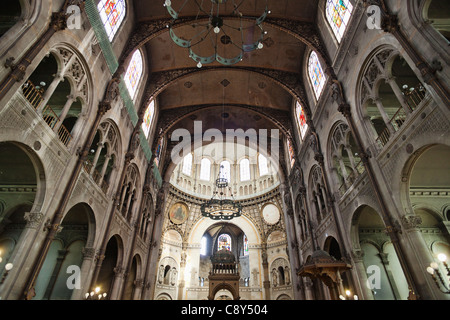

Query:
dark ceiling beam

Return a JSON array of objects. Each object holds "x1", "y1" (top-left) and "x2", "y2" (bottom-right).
[{"x1": 139, "y1": 65, "x2": 308, "y2": 121}]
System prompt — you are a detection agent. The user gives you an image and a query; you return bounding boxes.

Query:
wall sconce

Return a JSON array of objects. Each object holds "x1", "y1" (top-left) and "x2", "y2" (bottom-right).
[
  {"x1": 85, "y1": 286, "x2": 107, "y2": 300},
  {"x1": 0, "y1": 263, "x2": 14, "y2": 284},
  {"x1": 339, "y1": 289, "x2": 358, "y2": 300},
  {"x1": 426, "y1": 253, "x2": 450, "y2": 294}
]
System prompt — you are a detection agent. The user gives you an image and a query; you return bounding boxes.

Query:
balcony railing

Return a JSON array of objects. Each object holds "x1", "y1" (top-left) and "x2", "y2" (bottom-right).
[
  {"x1": 82, "y1": 158, "x2": 109, "y2": 194},
  {"x1": 375, "y1": 84, "x2": 428, "y2": 149},
  {"x1": 21, "y1": 80, "x2": 72, "y2": 147}
]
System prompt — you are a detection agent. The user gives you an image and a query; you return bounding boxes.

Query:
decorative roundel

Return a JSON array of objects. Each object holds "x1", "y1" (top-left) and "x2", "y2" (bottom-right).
[
  {"x1": 168, "y1": 202, "x2": 189, "y2": 225},
  {"x1": 262, "y1": 203, "x2": 280, "y2": 225}
]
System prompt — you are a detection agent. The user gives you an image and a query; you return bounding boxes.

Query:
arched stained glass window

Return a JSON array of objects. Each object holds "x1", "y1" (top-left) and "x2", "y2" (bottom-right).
[
  {"x1": 220, "y1": 160, "x2": 231, "y2": 182},
  {"x1": 243, "y1": 235, "x2": 249, "y2": 256},
  {"x1": 141, "y1": 99, "x2": 154, "y2": 138},
  {"x1": 182, "y1": 153, "x2": 193, "y2": 176},
  {"x1": 154, "y1": 137, "x2": 164, "y2": 168},
  {"x1": 308, "y1": 51, "x2": 327, "y2": 100},
  {"x1": 124, "y1": 50, "x2": 143, "y2": 99},
  {"x1": 200, "y1": 158, "x2": 211, "y2": 181},
  {"x1": 218, "y1": 234, "x2": 231, "y2": 251},
  {"x1": 240, "y1": 158, "x2": 250, "y2": 181},
  {"x1": 325, "y1": 0, "x2": 354, "y2": 43},
  {"x1": 296, "y1": 101, "x2": 308, "y2": 140},
  {"x1": 258, "y1": 154, "x2": 269, "y2": 176},
  {"x1": 97, "y1": 0, "x2": 126, "y2": 42},
  {"x1": 287, "y1": 139, "x2": 295, "y2": 168}
]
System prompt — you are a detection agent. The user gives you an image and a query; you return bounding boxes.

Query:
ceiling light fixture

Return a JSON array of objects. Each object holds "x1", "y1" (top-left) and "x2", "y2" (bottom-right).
[
  {"x1": 200, "y1": 164, "x2": 242, "y2": 220},
  {"x1": 164, "y1": 0, "x2": 269, "y2": 67}
]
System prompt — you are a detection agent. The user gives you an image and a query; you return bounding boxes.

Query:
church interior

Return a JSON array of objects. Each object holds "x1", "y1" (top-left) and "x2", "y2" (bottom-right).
[{"x1": 0, "y1": 0, "x2": 449, "y2": 301}]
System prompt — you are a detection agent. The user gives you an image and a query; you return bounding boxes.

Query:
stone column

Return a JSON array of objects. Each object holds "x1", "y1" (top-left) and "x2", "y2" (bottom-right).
[
  {"x1": 373, "y1": 98, "x2": 396, "y2": 134},
  {"x1": 54, "y1": 95, "x2": 75, "y2": 132},
  {"x1": 109, "y1": 266, "x2": 126, "y2": 300},
  {"x1": 351, "y1": 249, "x2": 374, "y2": 300},
  {"x1": 72, "y1": 247, "x2": 97, "y2": 300},
  {"x1": 261, "y1": 246, "x2": 271, "y2": 300}
]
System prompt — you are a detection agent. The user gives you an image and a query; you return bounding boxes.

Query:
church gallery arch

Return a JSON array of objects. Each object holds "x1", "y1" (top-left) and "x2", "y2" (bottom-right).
[
  {"x1": 350, "y1": 205, "x2": 409, "y2": 300},
  {"x1": 0, "y1": 141, "x2": 46, "y2": 279},
  {"x1": 400, "y1": 144, "x2": 450, "y2": 274},
  {"x1": 32, "y1": 203, "x2": 96, "y2": 300}
]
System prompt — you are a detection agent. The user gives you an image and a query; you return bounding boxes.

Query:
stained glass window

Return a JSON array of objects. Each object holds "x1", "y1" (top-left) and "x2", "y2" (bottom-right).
[
  {"x1": 182, "y1": 153, "x2": 193, "y2": 176},
  {"x1": 218, "y1": 234, "x2": 231, "y2": 251},
  {"x1": 308, "y1": 51, "x2": 326, "y2": 100},
  {"x1": 141, "y1": 99, "x2": 154, "y2": 138},
  {"x1": 97, "y1": 0, "x2": 126, "y2": 42},
  {"x1": 200, "y1": 158, "x2": 211, "y2": 181},
  {"x1": 258, "y1": 154, "x2": 269, "y2": 176},
  {"x1": 220, "y1": 160, "x2": 231, "y2": 182},
  {"x1": 240, "y1": 158, "x2": 250, "y2": 181},
  {"x1": 326, "y1": 0, "x2": 354, "y2": 43},
  {"x1": 124, "y1": 50, "x2": 143, "y2": 99},
  {"x1": 287, "y1": 139, "x2": 295, "y2": 168},
  {"x1": 243, "y1": 235, "x2": 249, "y2": 256},
  {"x1": 154, "y1": 137, "x2": 163, "y2": 168},
  {"x1": 296, "y1": 101, "x2": 308, "y2": 140}
]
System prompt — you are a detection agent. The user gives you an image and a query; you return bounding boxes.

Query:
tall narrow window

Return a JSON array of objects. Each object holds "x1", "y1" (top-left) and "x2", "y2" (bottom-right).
[
  {"x1": 296, "y1": 101, "x2": 309, "y2": 140},
  {"x1": 308, "y1": 51, "x2": 327, "y2": 100},
  {"x1": 258, "y1": 154, "x2": 269, "y2": 176},
  {"x1": 219, "y1": 160, "x2": 231, "y2": 182},
  {"x1": 124, "y1": 50, "x2": 143, "y2": 99},
  {"x1": 200, "y1": 236, "x2": 208, "y2": 256},
  {"x1": 200, "y1": 158, "x2": 211, "y2": 181},
  {"x1": 325, "y1": 0, "x2": 353, "y2": 43},
  {"x1": 240, "y1": 158, "x2": 250, "y2": 181},
  {"x1": 182, "y1": 153, "x2": 193, "y2": 176},
  {"x1": 97, "y1": 0, "x2": 126, "y2": 42},
  {"x1": 218, "y1": 234, "x2": 231, "y2": 251},
  {"x1": 154, "y1": 137, "x2": 164, "y2": 168},
  {"x1": 141, "y1": 99, "x2": 154, "y2": 138},
  {"x1": 243, "y1": 235, "x2": 249, "y2": 256}
]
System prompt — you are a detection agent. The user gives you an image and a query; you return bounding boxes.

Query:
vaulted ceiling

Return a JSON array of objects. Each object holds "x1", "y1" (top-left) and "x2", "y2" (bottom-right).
[{"x1": 127, "y1": 0, "x2": 323, "y2": 156}]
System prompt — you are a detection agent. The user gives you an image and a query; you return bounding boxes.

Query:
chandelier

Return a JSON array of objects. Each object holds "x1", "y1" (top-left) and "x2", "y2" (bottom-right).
[
  {"x1": 163, "y1": 0, "x2": 270, "y2": 67},
  {"x1": 201, "y1": 165, "x2": 242, "y2": 220}
]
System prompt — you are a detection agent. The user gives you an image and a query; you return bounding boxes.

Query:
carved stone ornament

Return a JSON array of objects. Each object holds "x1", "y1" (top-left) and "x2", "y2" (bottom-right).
[
  {"x1": 24, "y1": 211, "x2": 44, "y2": 229},
  {"x1": 401, "y1": 215, "x2": 423, "y2": 230}
]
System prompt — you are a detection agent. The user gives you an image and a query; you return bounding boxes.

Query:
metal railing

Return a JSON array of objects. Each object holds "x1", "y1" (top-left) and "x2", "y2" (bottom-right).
[
  {"x1": 375, "y1": 84, "x2": 428, "y2": 148},
  {"x1": 82, "y1": 158, "x2": 109, "y2": 194},
  {"x1": 21, "y1": 80, "x2": 72, "y2": 147}
]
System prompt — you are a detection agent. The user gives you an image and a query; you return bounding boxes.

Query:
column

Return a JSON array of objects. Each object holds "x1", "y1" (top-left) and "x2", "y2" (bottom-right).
[
  {"x1": 109, "y1": 266, "x2": 126, "y2": 300},
  {"x1": 73, "y1": 247, "x2": 97, "y2": 300},
  {"x1": 90, "y1": 142, "x2": 104, "y2": 174},
  {"x1": 54, "y1": 95, "x2": 75, "y2": 132},
  {"x1": 42, "y1": 249, "x2": 68, "y2": 299},
  {"x1": 351, "y1": 249, "x2": 374, "y2": 300},
  {"x1": 386, "y1": 77, "x2": 412, "y2": 115},
  {"x1": 36, "y1": 74, "x2": 63, "y2": 113},
  {"x1": 177, "y1": 247, "x2": 187, "y2": 300},
  {"x1": 261, "y1": 246, "x2": 271, "y2": 300},
  {"x1": 132, "y1": 279, "x2": 144, "y2": 300},
  {"x1": 373, "y1": 98, "x2": 396, "y2": 134},
  {"x1": 98, "y1": 154, "x2": 111, "y2": 184}
]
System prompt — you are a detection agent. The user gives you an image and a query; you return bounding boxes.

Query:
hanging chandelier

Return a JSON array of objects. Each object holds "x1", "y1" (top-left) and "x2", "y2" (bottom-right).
[
  {"x1": 201, "y1": 165, "x2": 242, "y2": 220},
  {"x1": 163, "y1": 0, "x2": 270, "y2": 67}
]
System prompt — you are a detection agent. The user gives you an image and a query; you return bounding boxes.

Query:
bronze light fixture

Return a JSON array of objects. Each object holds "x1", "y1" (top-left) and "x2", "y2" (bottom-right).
[
  {"x1": 164, "y1": 0, "x2": 269, "y2": 67},
  {"x1": 201, "y1": 165, "x2": 242, "y2": 220}
]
